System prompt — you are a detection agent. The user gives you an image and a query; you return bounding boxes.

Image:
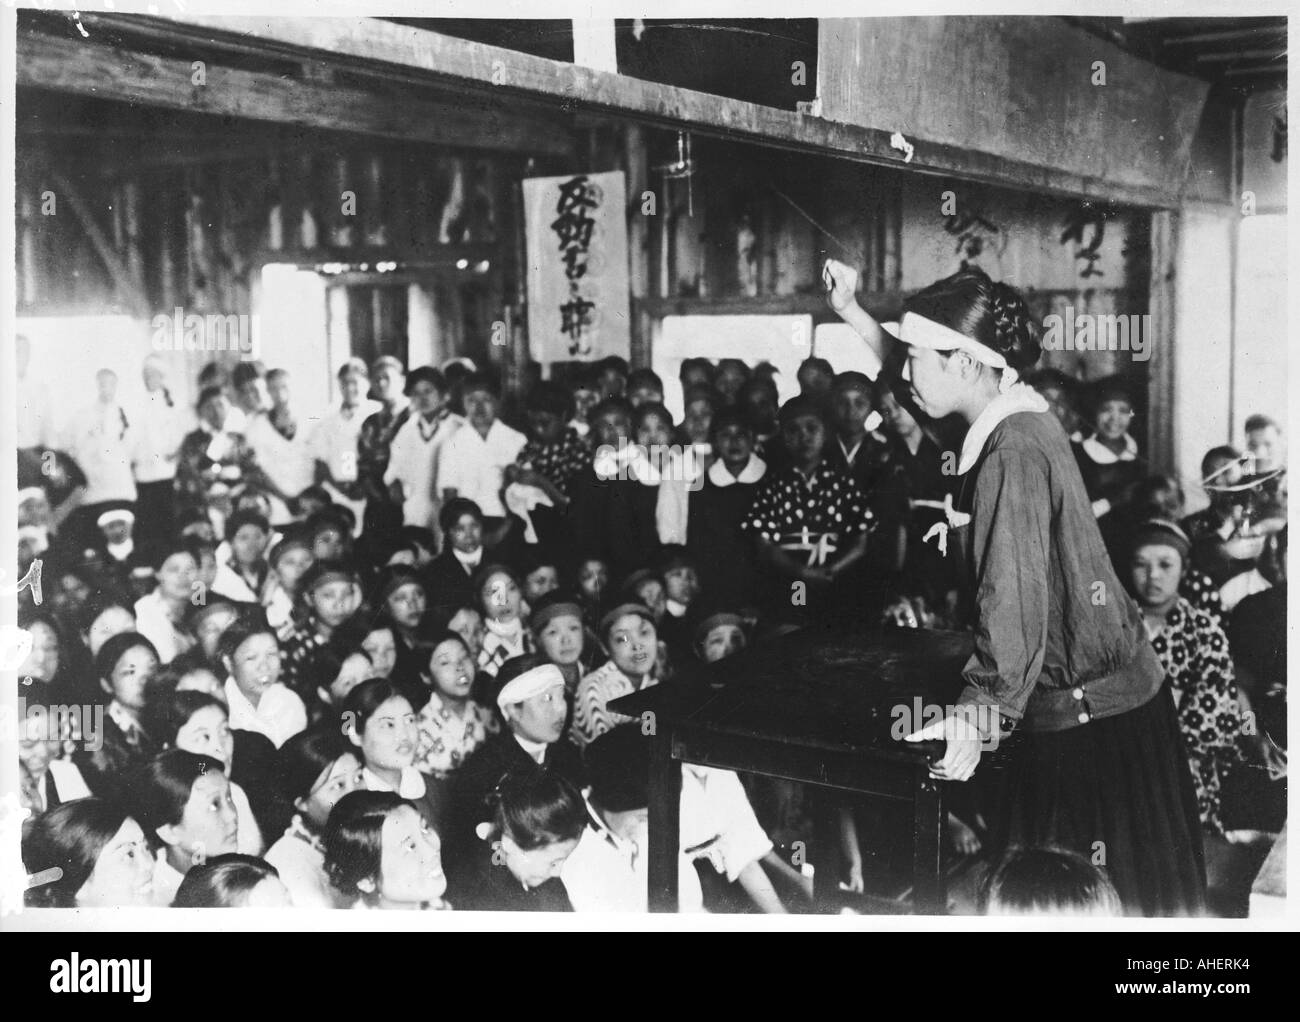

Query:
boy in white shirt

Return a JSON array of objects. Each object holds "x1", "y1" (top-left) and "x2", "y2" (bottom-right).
[
  {"x1": 562, "y1": 725, "x2": 784, "y2": 913},
  {"x1": 437, "y1": 371, "x2": 526, "y2": 541}
]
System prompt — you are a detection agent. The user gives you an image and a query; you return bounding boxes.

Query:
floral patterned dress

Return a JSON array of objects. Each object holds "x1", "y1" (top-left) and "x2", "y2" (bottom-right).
[
  {"x1": 414, "y1": 691, "x2": 500, "y2": 779},
  {"x1": 1146, "y1": 596, "x2": 1245, "y2": 835}
]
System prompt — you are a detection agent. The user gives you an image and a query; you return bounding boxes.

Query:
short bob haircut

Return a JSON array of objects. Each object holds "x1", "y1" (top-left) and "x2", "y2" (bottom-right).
[
  {"x1": 524, "y1": 380, "x2": 574, "y2": 421},
  {"x1": 22, "y1": 798, "x2": 136, "y2": 908},
  {"x1": 489, "y1": 768, "x2": 587, "y2": 851},
  {"x1": 438, "y1": 496, "x2": 484, "y2": 536},
  {"x1": 127, "y1": 749, "x2": 227, "y2": 845},
  {"x1": 323, "y1": 789, "x2": 415, "y2": 904},
  {"x1": 94, "y1": 631, "x2": 160, "y2": 688},
  {"x1": 144, "y1": 689, "x2": 227, "y2": 749},
  {"x1": 341, "y1": 678, "x2": 414, "y2": 741},
  {"x1": 172, "y1": 853, "x2": 281, "y2": 908},
  {"x1": 216, "y1": 612, "x2": 278, "y2": 665},
  {"x1": 980, "y1": 846, "x2": 1122, "y2": 917},
  {"x1": 279, "y1": 726, "x2": 356, "y2": 804}
]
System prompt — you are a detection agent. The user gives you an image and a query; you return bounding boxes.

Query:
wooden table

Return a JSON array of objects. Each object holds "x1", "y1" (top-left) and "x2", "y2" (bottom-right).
[{"x1": 610, "y1": 625, "x2": 986, "y2": 914}]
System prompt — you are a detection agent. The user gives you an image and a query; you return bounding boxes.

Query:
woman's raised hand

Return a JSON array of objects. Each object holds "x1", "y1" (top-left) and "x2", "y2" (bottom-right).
[{"x1": 822, "y1": 258, "x2": 860, "y2": 314}]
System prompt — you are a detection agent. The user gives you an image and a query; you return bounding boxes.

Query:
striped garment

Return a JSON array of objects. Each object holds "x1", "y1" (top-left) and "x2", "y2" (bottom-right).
[
  {"x1": 477, "y1": 618, "x2": 533, "y2": 678},
  {"x1": 571, "y1": 660, "x2": 658, "y2": 749}
]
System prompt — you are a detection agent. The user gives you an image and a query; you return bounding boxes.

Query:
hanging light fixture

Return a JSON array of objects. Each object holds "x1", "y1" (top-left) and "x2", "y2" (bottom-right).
[{"x1": 653, "y1": 130, "x2": 696, "y2": 217}]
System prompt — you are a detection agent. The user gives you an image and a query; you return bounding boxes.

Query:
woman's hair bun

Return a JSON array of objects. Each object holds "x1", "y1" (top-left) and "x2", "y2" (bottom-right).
[
  {"x1": 989, "y1": 282, "x2": 1041, "y2": 371},
  {"x1": 904, "y1": 268, "x2": 1041, "y2": 373}
]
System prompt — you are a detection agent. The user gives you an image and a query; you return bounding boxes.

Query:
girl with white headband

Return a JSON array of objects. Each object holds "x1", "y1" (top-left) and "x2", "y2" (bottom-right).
[{"x1": 824, "y1": 259, "x2": 1206, "y2": 917}]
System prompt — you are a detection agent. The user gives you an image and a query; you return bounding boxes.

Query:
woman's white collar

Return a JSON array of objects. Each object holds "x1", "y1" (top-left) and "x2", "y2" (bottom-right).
[{"x1": 957, "y1": 384, "x2": 1050, "y2": 475}]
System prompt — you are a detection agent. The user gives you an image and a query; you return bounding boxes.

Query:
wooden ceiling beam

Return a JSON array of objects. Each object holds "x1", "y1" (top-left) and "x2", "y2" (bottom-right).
[
  {"x1": 16, "y1": 28, "x2": 575, "y2": 160},
  {"x1": 53, "y1": 12, "x2": 1181, "y2": 208}
]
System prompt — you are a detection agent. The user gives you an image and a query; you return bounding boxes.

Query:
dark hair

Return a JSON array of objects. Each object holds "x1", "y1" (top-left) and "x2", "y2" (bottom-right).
[
  {"x1": 225, "y1": 509, "x2": 271, "y2": 543},
  {"x1": 405, "y1": 365, "x2": 447, "y2": 396},
  {"x1": 172, "y1": 853, "x2": 281, "y2": 907},
  {"x1": 128, "y1": 749, "x2": 227, "y2": 842},
  {"x1": 1202, "y1": 444, "x2": 1242, "y2": 479},
  {"x1": 145, "y1": 689, "x2": 227, "y2": 749},
  {"x1": 584, "y1": 725, "x2": 650, "y2": 813},
  {"x1": 323, "y1": 789, "x2": 412, "y2": 903},
  {"x1": 146, "y1": 539, "x2": 199, "y2": 573},
  {"x1": 341, "y1": 678, "x2": 413, "y2": 740},
  {"x1": 425, "y1": 629, "x2": 471, "y2": 660},
  {"x1": 1245, "y1": 414, "x2": 1279, "y2": 434},
  {"x1": 525, "y1": 380, "x2": 574, "y2": 421},
  {"x1": 626, "y1": 368, "x2": 664, "y2": 394},
  {"x1": 799, "y1": 356, "x2": 835, "y2": 380},
  {"x1": 778, "y1": 393, "x2": 831, "y2": 431},
  {"x1": 679, "y1": 357, "x2": 715, "y2": 383},
  {"x1": 903, "y1": 267, "x2": 1041, "y2": 373},
  {"x1": 76, "y1": 591, "x2": 136, "y2": 635},
  {"x1": 231, "y1": 361, "x2": 267, "y2": 388},
  {"x1": 589, "y1": 396, "x2": 634, "y2": 423},
  {"x1": 438, "y1": 497, "x2": 484, "y2": 535},
  {"x1": 489, "y1": 769, "x2": 587, "y2": 851},
  {"x1": 710, "y1": 406, "x2": 753, "y2": 441},
  {"x1": 740, "y1": 375, "x2": 779, "y2": 404},
  {"x1": 95, "y1": 631, "x2": 160, "y2": 687},
  {"x1": 632, "y1": 402, "x2": 674, "y2": 433},
  {"x1": 461, "y1": 370, "x2": 500, "y2": 399},
  {"x1": 197, "y1": 385, "x2": 226, "y2": 409},
  {"x1": 22, "y1": 799, "x2": 135, "y2": 907},
  {"x1": 279, "y1": 727, "x2": 356, "y2": 804},
  {"x1": 216, "y1": 611, "x2": 277, "y2": 664},
  {"x1": 980, "y1": 846, "x2": 1122, "y2": 916},
  {"x1": 597, "y1": 355, "x2": 629, "y2": 377}
]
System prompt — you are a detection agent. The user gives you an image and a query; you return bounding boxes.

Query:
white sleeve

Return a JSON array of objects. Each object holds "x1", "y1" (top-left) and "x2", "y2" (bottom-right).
[
  {"x1": 436, "y1": 432, "x2": 468, "y2": 495},
  {"x1": 689, "y1": 766, "x2": 772, "y2": 882}
]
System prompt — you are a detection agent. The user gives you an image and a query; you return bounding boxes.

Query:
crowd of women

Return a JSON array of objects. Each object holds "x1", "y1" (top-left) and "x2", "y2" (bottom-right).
[{"x1": 13, "y1": 263, "x2": 1286, "y2": 914}]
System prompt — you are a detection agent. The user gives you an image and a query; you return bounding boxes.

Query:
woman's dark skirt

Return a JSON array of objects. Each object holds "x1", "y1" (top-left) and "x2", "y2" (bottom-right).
[{"x1": 990, "y1": 684, "x2": 1208, "y2": 917}]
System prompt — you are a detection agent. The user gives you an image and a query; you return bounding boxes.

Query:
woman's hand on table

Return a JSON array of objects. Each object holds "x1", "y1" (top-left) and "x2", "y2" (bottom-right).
[{"x1": 904, "y1": 712, "x2": 985, "y2": 782}]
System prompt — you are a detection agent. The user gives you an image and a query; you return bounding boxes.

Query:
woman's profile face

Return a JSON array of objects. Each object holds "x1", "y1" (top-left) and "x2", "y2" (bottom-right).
[
  {"x1": 501, "y1": 834, "x2": 580, "y2": 890},
  {"x1": 168, "y1": 772, "x2": 239, "y2": 866},
  {"x1": 903, "y1": 346, "x2": 961, "y2": 420},
  {"x1": 175, "y1": 705, "x2": 235, "y2": 770},
  {"x1": 1130, "y1": 544, "x2": 1183, "y2": 609}
]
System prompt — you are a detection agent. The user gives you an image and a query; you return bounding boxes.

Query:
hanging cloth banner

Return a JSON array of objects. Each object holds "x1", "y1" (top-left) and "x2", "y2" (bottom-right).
[{"x1": 524, "y1": 170, "x2": 631, "y2": 362}]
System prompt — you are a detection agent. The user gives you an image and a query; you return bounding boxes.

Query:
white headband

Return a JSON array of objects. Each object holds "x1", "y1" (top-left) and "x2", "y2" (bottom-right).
[
  {"x1": 884, "y1": 312, "x2": 1020, "y2": 393},
  {"x1": 496, "y1": 663, "x2": 565, "y2": 711},
  {"x1": 97, "y1": 509, "x2": 136, "y2": 529}
]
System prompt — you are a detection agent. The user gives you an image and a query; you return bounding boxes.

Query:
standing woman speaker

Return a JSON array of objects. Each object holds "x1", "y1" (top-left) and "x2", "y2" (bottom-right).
[{"x1": 824, "y1": 258, "x2": 1205, "y2": 917}]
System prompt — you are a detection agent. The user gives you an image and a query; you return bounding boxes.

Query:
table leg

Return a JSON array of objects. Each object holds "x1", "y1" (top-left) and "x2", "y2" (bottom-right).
[
  {"x1": 647, "y1": 729, "x2": 682, "y2": 913},
  {"x1": 912, "y1": 771, "x2": 946, "y2": 915}
]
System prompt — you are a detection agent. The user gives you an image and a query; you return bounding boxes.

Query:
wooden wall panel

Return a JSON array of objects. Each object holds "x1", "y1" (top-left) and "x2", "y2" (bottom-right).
[{"x1": 819, "y1": 17, "x2": 1210, "y2": 200}]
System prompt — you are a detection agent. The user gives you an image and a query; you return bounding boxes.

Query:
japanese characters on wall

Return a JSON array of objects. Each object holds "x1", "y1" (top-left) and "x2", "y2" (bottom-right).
[{"x1": 523, "y1": 170, "x2": 631, "y2": 363}]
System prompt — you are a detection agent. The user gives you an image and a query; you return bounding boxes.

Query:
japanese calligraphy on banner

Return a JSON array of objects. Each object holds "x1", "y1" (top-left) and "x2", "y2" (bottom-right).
[{"x1": 523, "y1": 171, "x2": 631, "y2": 362}]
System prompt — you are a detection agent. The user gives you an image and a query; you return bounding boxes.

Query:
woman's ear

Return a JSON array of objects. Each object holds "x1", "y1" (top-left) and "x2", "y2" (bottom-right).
[
  {"x1": 155, "y1": 823, "x2": 181, "y2": 849},
  {"x1": 221, "y1": 654, "x2": 234, "y2": 677},
  {"x1": 99, "y1": 676, "x2": 115, "y2": 698},
  {"x1": 293, "y1": 795, "x2": 310, "y2": 815}
]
